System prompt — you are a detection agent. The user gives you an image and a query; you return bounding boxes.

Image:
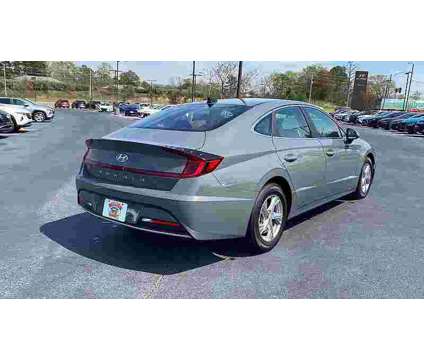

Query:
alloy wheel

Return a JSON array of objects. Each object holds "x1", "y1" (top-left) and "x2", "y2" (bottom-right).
[
  {"x1": 258, "y1": 195, "x2": 283, "y2": 243},
  {"x1": 361, "y1": 163, "x2": 372, "y2": 195},
  {"x1": 34, "y1": 112, "x2": 45, "y2": 122}
]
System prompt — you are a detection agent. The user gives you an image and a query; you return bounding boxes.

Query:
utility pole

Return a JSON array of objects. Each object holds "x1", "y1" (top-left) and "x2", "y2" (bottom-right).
[
  {"x1": 3, "y1": 62, "x2": 6, "y2": 96},
  {"x1": 190, "y1": 62, "x2": 203, "y2": 102},
  {"x1": 405, "y1": 63, "x2": 414, "y2": 111},
  {"x1": 381, "y1": 74, "x2": 392, "y2": 110},
  {"x1": 308, "y1": 74, "x2": 314, "y2": 103},
  {"x1": 89, "y1": 68, "x2": 93, "y2": 101},
  {"x1": 191, "y1": 61, "x2": 196, "y2": 102},
  {"x1": 116, "y1": 61, "x2": 120, "y2": 102},
  {"x1": 236, "y1": 61, "x2": 243, "y2": 98},
  {"x1": 402, "y1": 71, "x2": 411, "y2": 111},
  {"x1": 147, "y1": 80, "x2": 156, "y2": 105}
]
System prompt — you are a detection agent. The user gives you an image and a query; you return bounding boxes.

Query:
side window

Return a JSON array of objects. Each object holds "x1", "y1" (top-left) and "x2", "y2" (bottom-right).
[
  {"x1": 0, "y1": 98, "x2": 11, "y2": 104},
  {"x1": 13, "y1": 99, "x2": 25, "y2": 106},
  {"x1": 274, "y1": 107, "x2": 311, "y2": 138},
  {"x1": 254, "y1": 113, "x2": 272, "y2": 136},
  {"x1": 303, "y1": 107, "x2": 341, "y2": 138}
]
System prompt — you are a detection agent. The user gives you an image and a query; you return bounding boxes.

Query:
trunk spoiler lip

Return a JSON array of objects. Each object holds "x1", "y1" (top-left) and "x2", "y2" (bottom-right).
[{"x1": 85, "y1": 137, "x2": 221, "y2": 162}]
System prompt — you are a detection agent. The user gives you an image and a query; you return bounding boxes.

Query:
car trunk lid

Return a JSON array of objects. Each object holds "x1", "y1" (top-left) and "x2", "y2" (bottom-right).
[{"x1": 83, "y1": 128, "x2": 208, "y2": 191}]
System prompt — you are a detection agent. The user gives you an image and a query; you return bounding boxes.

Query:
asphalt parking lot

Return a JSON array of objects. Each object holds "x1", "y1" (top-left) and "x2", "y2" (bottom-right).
[{"x1": 1, "y1": 110, "x2": 424, "y2": 298}]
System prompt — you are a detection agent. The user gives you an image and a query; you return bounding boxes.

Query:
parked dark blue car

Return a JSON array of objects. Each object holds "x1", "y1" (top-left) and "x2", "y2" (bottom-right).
[{"x1": 119, "y1": 103, "x2": 140, "y2": 116}]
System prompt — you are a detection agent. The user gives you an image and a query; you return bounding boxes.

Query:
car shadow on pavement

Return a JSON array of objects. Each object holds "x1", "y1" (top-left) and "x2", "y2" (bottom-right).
[{"x1": 40, "y1": 199, "x2": 347, "y2": 275}]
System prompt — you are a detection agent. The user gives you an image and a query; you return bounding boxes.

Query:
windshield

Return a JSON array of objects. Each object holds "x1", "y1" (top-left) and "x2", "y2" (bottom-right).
[
  {"x1": 24, "y1": 98, "x2": 35, "y2": 105},
  {"x1": 130, "y1": 103, "x2": 251, "y2": 131}
]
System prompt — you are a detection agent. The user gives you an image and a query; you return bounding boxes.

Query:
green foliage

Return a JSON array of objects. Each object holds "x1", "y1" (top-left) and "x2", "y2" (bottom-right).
[{"x1": 265, "y1": 65, "x2": 349, "y2": 105}]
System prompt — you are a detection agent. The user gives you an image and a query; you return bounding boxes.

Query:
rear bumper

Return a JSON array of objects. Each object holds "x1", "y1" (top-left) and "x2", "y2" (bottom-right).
[{"x1": 76, "y1": 175, "x2": 254, "y2": 240}]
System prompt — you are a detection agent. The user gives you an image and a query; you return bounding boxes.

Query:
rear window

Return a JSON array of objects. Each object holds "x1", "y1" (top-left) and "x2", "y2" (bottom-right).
[{"x1": 129, "y1": 103, "x2": 250, "y2": 131}]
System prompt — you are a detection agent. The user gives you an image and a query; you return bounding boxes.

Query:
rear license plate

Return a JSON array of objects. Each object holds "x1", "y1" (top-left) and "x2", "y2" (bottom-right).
[{"x1": 102, "y1": 198, "x2": 128, "y2": 222}]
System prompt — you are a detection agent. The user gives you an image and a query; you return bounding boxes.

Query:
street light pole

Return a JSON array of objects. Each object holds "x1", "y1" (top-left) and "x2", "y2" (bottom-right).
[
  {"x1": 3, "y1": 63, "x2": 6, "y2": 96},
  {"x1": 236, "y1": 61, "x2": 243, "y2": 98}
]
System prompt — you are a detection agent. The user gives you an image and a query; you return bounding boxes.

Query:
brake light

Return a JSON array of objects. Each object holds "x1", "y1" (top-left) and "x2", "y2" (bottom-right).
[{"x1": 165, "y1": 148, "x2": 223, "y2": 178}]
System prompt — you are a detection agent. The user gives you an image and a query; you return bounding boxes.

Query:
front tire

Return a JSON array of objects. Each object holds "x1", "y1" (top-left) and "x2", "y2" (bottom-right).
[
  {"x1": 350, "y1": 159, "x2": 374, "y2": 199},
  {"x1": 246, "y1": 183, "x2": 288, "y2": 253},
  {"x1": 33, "y1": 111, "x2": 46, "y2": 122}
]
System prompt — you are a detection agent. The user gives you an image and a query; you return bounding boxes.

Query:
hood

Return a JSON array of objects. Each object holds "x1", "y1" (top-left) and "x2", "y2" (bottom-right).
[{"x1": 0, "y1": 104, "x2": 30, "y2": 114}]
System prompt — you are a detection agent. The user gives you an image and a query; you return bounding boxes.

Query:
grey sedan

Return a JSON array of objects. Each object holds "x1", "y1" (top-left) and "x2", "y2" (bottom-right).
[{"x1": 76, "y1": 98, "x2": 376, "y2": 252}]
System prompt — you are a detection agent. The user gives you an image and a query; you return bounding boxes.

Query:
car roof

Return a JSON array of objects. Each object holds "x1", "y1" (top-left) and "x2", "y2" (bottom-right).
[{"x1": 193, "y1": 98, "x2": 311, "y2": 108}]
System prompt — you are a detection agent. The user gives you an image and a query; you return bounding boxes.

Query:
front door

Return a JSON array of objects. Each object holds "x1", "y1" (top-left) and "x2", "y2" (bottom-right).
[
  {"x1": 271, "y1": 106, "x2": 327, "y2": 208},
  {"x1": 302, "y1": 107, "x2": 361, "y2": 196}
]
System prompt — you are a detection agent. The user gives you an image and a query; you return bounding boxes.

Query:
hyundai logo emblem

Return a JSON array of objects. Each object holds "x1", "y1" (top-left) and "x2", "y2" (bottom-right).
[{"x1": 116, "y1": 153, "x2": 129, "y2": 163}]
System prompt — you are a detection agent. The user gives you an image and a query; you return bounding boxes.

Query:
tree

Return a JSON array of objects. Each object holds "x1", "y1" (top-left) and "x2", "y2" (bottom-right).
[
  {"x1": 210, "y1": 62, "x2": 238, "y2": 98},
  {"x1": 94, "y1": 62, "x2": 114, "y2": 87},
  {"x1": 120, "y1": 70, "x2": 139, "y2": 86},
  {"x1": 368, "y1": 75, "x2": 395, "y2": 103}
]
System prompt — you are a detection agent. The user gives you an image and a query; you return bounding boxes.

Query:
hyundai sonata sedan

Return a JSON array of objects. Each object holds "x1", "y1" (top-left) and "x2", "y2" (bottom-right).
[{"x1": 76, "y1": 98, "x2": 376, "y2": 252}]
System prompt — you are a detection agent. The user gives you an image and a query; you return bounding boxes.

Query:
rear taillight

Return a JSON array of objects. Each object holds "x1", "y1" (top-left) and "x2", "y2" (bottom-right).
[
  {"x1": 83, "y1": 140, "x2": 223, "y2": 179},
  {"x1": 171, "y1": 149, "x2": 223, "y2": 178}
]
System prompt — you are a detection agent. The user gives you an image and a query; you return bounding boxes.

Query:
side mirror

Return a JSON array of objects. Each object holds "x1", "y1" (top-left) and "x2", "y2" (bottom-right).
[{"x1": 345, "y1": 127, "x2": 359, "y2": 144}]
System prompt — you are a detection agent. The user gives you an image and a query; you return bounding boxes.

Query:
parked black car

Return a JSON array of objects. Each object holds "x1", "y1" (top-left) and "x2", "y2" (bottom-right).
[
  {"x1": 348, "y1": 110, "x2": 376, "y2": 124},
  {"x1": 71, "y1": 100, "x2": 87, "y2": 109},
  {"x1": 377, "y1": 112, "x2": 415, "y2": 130},
  {"x1": 367, "y1": 111, "x2": 404, "y2": 128},
  {"x1": 0, "y1": 109, "x2": 14, "y2": 133}
]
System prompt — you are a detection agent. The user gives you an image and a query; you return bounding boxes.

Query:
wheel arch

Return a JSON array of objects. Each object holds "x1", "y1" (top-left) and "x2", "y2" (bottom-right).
[
  {"x1": 256, "y1": 168, "x2": 294, "y2": 217},
  {"x1": 264, "y1": 176, "x2": 293, "y2": 216},
  {"x1": 365, "y1": 151, "x2": 376, "y2": 171}
]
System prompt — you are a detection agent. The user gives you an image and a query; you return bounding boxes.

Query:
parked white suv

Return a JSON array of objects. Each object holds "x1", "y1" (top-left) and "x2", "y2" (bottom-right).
[
  {"x1": 139, "y1": 104, "x2": 163, "y2": 117},
  {"x1": 0, "y1": 104, "x2": 33, "y2": 131},
  {"x1": 97, "y1": 102, "x2": 113, "y2": 112},
  {"x1": 0, "y1": 97, "x2": 54, "y2": 122}
]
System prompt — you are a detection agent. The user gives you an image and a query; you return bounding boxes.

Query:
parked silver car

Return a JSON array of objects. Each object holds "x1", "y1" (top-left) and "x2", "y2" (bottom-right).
[
  {"x1": 0, "y1": 97, "x2": 54, "y2": 122},
  {"x1": 76, "y1": 98, "x2": 376, "y2": 252}
]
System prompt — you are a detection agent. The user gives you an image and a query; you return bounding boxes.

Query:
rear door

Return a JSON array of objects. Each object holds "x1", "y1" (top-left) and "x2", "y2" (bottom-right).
[
  {"x1": 271, "y1": 106, "x2": 327, "y2": 208},
  {"x1": 302, "y1": 106, "x2": 361, "y2": 196}
]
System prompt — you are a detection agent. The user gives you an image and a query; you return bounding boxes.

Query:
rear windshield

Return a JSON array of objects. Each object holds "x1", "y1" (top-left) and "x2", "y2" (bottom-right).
[{"x1": 129, "y1": 103, "x2": 250, "y2": 131}]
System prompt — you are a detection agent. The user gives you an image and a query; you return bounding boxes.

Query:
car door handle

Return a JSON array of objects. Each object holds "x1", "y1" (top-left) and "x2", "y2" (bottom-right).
[
  {"x1": 326, "y1": 149, "x2": 336, "y2": 157},
  {"x1": 284, "y1": 154, "x2": 298, "y2": 162}
]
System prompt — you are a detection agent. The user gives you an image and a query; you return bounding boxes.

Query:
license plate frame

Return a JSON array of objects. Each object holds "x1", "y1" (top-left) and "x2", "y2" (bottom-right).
[{"x1": 102, "y1": 198, "x2": 128, "y2": 222}]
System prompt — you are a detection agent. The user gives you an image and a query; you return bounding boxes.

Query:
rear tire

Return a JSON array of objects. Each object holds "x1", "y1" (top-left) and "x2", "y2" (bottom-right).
[
  {"x1": 350, "y1": 159, "x2": 374, "y2": 200},
  {"x1": 246, "y1": 183, "x2": 288, "y2": 253}
]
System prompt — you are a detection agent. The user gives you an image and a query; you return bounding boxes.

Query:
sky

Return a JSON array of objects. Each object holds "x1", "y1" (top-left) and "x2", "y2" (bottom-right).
[{"x1": 76, "y1": 61, "x2": 424, "y2": 93}]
